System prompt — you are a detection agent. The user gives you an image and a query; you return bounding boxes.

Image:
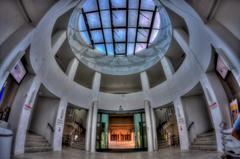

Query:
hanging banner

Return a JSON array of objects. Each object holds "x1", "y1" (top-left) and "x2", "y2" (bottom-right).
[
  {"x1": 10, "y1": 60, "x2": 27, "y2": 84},
  {"x1": 230, "y1": 99, "x2": 239, "y2": 124},
  {"x1": 216, "y1": 56, "x2": 229, "y2": 79}
]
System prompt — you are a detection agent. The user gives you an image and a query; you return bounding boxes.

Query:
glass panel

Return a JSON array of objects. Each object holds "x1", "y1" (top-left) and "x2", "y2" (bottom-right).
[
  {"x1": 127, "y1": 43, "x2": 135, "y2": 55},
  {"x1": 99, "y1": 0, "x2": 109, "y2": 9},
  {"x1": 135, "y1": 43, "x2": 147, "y2": 53},
  {"x1": 95, "y1": 44, "x2": 106, "y2": 54},
  {"x1": 103, "y1": 29, "x2": 112, "y2": 42},
  {"x1": 86, "y1": 13, "x2": 101, "y2": 28},
  {"x1": 80, "y1": 31, "x2": 91, "y2": 45},
  {"x1": 153, "y1": 12, "x2": 161, "y2": 29},
  {"x1": 114, "y1": 29, "x2": 126, "y2": 42},
  {"x1": 137, "y1": 29, "x2": 149, "y2": 42},
  {"x1": 91, "y1": 30, "x2": 103, "y2": 43},
  {"x1": 83, "y1": 0, "x2": 98, "y2": 12},
  {"x1": 150, "y1": 29, "x2": 159, "y2": 43},
  {"x1": 101, "y1": 11, "x2": 111, "y2": 28},
  {"x1": 140, "y1": 0, "x2": 155, "y2": 10},
  {"x1": 113, "y1": 11, "x2": 126, "y2": 26},
  {"x1": 128, "y1": 10, "x2": 138, "y2": 27},
  {"x1": 100, "y1": 114, "x2": 109, "y2": 149},
  {"x1": 112, "y1": 0, "x2": 126, "y2": 8},
  {"x1": 139, "y1": 11, "x2": 152, "y2": 27},
  {"x1": 128, "y1": 28, "x2": 136, "y2": 42},
  {"x1": 79, "y1": 14, "x2": 87, "y2": 31},
  {"x1": 129, "y1": 0, "x2": 139, "y2": 9},
  {"x1": 115, "y1": 43, "x2": 125, "y2": 54},
  {"x1": 106, "y1": 44, "x2": 114, "y2": 56}
]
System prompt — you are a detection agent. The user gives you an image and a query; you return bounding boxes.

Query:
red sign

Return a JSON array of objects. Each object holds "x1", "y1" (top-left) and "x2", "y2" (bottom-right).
[{"x1": 209, "y1": 103, "x2": 218, "y2": 110}]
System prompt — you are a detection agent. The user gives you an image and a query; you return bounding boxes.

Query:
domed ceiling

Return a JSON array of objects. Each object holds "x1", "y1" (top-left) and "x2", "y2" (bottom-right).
[{"x1": 67, "y1": 0, "x2": 172, "y2": 75}]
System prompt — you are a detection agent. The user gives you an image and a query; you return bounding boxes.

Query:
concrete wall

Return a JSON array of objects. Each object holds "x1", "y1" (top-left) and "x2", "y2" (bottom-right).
[
  {"x1": 0, "y1": 1, "x2": 26, "y2": 45},
  {"x1": 214, "y1": 0, "x2": 240, "y2": 40},
  {"x1": 182, "y1": 95, "x2": 213, "y2": 143},
  {"x1": 30, "y1": 97, "x2": 59, "y2": 144}
]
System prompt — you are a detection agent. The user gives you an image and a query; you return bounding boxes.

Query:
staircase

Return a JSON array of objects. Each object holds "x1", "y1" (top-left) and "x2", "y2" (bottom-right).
[
  {"x1": 190, "y1": 131, "x2": 217, "y2": 151},
  {"x1": 158, "y1": 134, "x2": 169, "y2": 149},
  {"x1": 25, "y1": 132, "x2": 52, "y2": 153}
]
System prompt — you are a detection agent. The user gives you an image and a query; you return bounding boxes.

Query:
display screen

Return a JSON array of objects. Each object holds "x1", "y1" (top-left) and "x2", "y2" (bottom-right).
[
  {"x1": 10, "y1": 61, "x2": 27, "y2": 84},
  {"x1": 216, "y1": 56, "x2": 229, "y2": 79}
]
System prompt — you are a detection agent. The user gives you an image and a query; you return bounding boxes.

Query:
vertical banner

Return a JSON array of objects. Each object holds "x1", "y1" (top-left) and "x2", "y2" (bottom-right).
[{"x1": 230, "y1": 99, "x2": 239, "y2": 125}]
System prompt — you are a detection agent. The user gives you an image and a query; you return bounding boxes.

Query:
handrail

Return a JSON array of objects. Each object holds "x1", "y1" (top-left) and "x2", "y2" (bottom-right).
[
  {"x1": 187, "y1": 121, "x2": 194, "y2": 131},
  {"x1": 47, "y1": 123, "x2": 54, "y2": 133}
]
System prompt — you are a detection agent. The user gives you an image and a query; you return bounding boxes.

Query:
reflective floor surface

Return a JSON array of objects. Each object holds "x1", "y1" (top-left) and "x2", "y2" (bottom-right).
[{"x1": 14, "y1": 147, "x2": 222, "y2": 159}]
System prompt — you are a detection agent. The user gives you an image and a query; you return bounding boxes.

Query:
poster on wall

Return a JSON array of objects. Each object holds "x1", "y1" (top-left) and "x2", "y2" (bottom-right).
[
  {"x1": 10, "y1": 60, "x2": 27, "y2": 84},
  {"x1": 230, "y1": 99, "x2": 239, "y2": 125},
  {"x1": 216, "y1": 56, "x2": 229, "y2": 79}
]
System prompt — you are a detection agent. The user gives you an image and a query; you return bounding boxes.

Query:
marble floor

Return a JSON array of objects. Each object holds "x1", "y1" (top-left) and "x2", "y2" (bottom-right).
[{"x1": 14, "y1": 147, "x2": 222, "y2": 159}]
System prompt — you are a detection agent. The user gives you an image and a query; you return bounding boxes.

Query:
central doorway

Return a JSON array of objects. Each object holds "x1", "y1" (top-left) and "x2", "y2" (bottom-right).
[{"x1": 96, "y1": 110, "x2": 147, "y2": 151}]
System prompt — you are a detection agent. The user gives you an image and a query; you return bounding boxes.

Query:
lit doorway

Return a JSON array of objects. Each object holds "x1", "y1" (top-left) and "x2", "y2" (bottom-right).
[{"x1": 96, "y1": 110, "x2": 147, "y2": 151}]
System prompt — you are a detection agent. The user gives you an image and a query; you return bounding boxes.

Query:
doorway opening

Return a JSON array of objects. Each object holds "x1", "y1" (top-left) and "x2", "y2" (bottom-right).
[{"x1": 96, "y1": 110, "x2": 147, "y2": 151}]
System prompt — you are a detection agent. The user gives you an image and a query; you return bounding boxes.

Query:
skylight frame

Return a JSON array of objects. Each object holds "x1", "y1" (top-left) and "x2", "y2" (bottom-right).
[{"x1": 79, "y1": 0, "x2": 160, "y2": 56}]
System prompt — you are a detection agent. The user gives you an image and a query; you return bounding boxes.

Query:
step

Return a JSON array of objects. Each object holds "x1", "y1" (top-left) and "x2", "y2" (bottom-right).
[
  {"x1": 190, "y1": 144, "x2": 217, "y2": 151},
  {"x1": 194, "y1": 140, "x2": 216, "y2": 145},
  {"x1": 195, "y1": 136, "x2": 216, "y2": 142},
  {"x1": 25, "y1": 141, "x2": 50, "y2": 147},
  {"x1": 26, "y1": 135, "x2": 46, "y2": 140},
  {"x1": 25, "y1": 146, "x2": 52, "y2": 153},
  {"x1": 197, "y1": 132, "x2": 215, "y2": 138}
]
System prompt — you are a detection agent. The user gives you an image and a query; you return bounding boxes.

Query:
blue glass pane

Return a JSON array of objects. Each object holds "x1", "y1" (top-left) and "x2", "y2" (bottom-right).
[
  {"x1": 81, "y1": 31, "x2": 91, "y2": 45},
  {"x1": 135, "y1": 43, "x2": 147, "y2": 53},
  {"x1": 153, "y1": 12, "x2": 161, "y2": 29},
  {"x1": 79, "y1": 14, "x2": 87, "y2": 31},
  {"x1": 101, "y1": 11, "x2": 111, "y2": 28},
  {"x1": 115, "y1": 43, "x2": 125, "y2": 54},
  {"x1": 127, "y1": 43, "x2": 135, "y2": 55},
  {"x1": 103, "y1": 29, "x2": 112, "y2": 42},
  {"x1": 128, "y1": 10, "x2": 138, "y2": 27},
  {"x1": 83, "y1": 0, "x2": 98, "y2": 12},
  {"x1": 95, "y1": 44, "x2": 106, "y2": 54},
  {"x1": 114, "y1": 29, "x2": 126, "y2": 42},
  {"x1": 99, "y1": 0, "x2": 109, "y2": 9},
  {"x1": 139, "y1": 11, "x2": 152, "y2": 27},
  {"x1": 137, "y1": 29, "x2": 149, "y2": 42},
  {"x1": 141, "y1": 0, "x2": 155, "y2": 10},
  {"x1": 150, "y1": 29, "x2": 159, "y2": 43},
  {"x1": 91, "y1": 30, "x2": 103, "y2": 42},
  {"x1": 86, "y1": 13, "x2": 101, "y2": 28},
  {"x1": 113, "y1": 11, "x2": 126, "y2": 26},
  {"x1": 106, "y1": 44, "x2": 114, "y2": 56},
  {"x1": 128, "y1": 28, "x2": 136, "y2": 42},
  {"x1": 129, "y1": 0, "x2": 139, "y2": 9},
  {"x1": 112, "y1": 0, "x2": 126, "y2": 8}
]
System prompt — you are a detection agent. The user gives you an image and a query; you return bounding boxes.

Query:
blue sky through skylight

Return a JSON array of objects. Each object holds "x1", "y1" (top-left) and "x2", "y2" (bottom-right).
[{"x1": 79, "y1": 0, "x2": 160, "y2": 56}]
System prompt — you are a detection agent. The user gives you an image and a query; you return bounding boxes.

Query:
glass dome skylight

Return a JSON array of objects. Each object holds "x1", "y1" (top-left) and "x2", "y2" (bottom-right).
[{"x1": 79, "y1": 0, "x2": 161, "y2": 56}]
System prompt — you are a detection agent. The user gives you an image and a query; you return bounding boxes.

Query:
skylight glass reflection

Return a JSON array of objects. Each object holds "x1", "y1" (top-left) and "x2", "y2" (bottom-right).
[{"x1": 79, "y1": 0, "x2": 160, "y2": 56}]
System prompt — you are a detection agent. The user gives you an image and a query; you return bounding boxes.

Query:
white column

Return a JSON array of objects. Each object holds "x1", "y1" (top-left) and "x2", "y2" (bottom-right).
[
  {"x1": 85, "y1": 106, "x2": 93, "y2": 151},
  {"x1": 90, "y1": 101, "x2": 98, "y2": 152},
  {"x1": 161, "y1": 55, "x2": 190, "y2": 151},
  {"x1": 51, "y1": 30, "x2": 67, "y2": 56},
  {"x1": 140, "y1": 72, "x2": 155, "y2": 152},
  {"x1": 144, "y1": 100, "x2": 154, "y2": 152},
  {"x1": 200, "y1": 72, "x2": 231, "y2": 152},
  {"x1": 89, "y1": 72, "x2": 101, "y2": 152},
  {"x1": 52, "y1": 57, "x2": 79, "y2": 151},
  {"x1": 150, "y1": 107, "x2": 158, "y2": 151},
  {"x1": 8, "y1": 75, "x2": 41, "y2": 155},
  {"x1": 173, "y1": 98, "x2": 190, "y2": 151}
]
